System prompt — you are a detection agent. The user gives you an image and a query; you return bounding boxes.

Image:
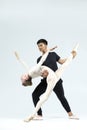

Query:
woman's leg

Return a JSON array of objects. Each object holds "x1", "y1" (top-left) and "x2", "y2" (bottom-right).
[{"x1": 24, "y1": 75, "x2": 57, "y2": 122}]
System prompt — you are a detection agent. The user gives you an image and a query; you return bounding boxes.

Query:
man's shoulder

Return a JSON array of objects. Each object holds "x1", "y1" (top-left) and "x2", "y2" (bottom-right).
[
  {"x1": 49, "y1": 51, "x2": 58, "y2": 56},
  {"x1": 49, "y1": 51, "x2": 57, "y2": 54},
  {"x1": 37, "y1": 56, "x2": 42, "y2": 63},
  {"x1": 37, "y1": 51, "x2": 59, "y2": 63},
  {"x1": 49, "y1": 52, "x2": 60, "y2": 61},
  {"x1": 37, "y1": 52, "x2": 57, "y2": 59}
]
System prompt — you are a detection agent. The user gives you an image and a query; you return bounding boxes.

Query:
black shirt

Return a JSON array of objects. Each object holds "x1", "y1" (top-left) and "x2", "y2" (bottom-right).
[{"x1": 37, "y1": 52, "x2": 60, "y2": 72}]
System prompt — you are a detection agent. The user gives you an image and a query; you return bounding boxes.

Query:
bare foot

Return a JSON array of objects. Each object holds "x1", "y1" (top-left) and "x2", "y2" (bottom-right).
[
  {"x1": 24, "y1": 115, "x2": 35, "y2": 122},
  {"x1": 33, "y1": 115, "x2": 43, "y2": 120},
  {"x1": 71, "y1": 50, "x2": 77, "y2": 58}
]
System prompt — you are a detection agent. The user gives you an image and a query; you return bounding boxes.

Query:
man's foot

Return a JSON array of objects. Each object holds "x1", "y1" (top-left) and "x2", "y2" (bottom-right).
[{"x1": 69, "y1": 115, "x2": 79, "y2": 120}]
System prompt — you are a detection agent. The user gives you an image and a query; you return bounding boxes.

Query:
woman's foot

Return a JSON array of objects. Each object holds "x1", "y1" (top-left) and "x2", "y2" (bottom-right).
[
  {"x1": 24, "y1": 115, "x2": 43, "y2": 122},
  {"x1": 24, "y1": 115, "x2": 35, "y2": 122},
  {"x1": 33, "y1": 115, "x2": 43, "y2": 120}
]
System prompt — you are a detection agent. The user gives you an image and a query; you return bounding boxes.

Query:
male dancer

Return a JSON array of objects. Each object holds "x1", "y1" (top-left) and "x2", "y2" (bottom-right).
[
  {"x1": 20, "y1": 40, "x2": 79, "y2": 121},
  {"x1": 23, "y1": 45, "x2": 78, "y2": 122}
]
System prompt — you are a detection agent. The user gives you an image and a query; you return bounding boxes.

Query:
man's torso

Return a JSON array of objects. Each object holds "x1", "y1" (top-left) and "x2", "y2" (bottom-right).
[{"x1": 37, "y1": 52, "x2": 60, "y2": 72}]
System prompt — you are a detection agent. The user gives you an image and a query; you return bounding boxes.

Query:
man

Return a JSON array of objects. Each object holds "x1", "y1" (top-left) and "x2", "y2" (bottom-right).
[{"x1": 30, "y1": 39, "x2": 78, "y2": 120}]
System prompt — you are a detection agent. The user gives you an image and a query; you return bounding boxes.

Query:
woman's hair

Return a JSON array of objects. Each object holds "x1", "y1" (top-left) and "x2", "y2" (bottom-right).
[{"x1": 22, "y1": 77, "x2": 32, "y2": 86}]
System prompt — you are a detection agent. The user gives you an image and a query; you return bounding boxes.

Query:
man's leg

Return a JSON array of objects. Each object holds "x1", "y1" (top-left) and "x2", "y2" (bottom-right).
[
  {"x1": 53, "y1": 81, "x2": 79, "y2": 119},
  {"x1": 53, "y1": 80, "x2": 72, "y2": 113},
  {"x1": 32, "y1": 79, "x2": 47, "y2": 116}
]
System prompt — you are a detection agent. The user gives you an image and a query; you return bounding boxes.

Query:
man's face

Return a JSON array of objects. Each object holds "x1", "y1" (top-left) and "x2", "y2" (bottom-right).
[{"x1": 37, "y1": 43, "x2": 47, "y2": 53}]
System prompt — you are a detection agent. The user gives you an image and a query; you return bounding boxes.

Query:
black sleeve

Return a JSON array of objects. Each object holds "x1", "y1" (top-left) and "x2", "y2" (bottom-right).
[{"x1": 53, "y1": 52, "x2": 60, "y2": 61}]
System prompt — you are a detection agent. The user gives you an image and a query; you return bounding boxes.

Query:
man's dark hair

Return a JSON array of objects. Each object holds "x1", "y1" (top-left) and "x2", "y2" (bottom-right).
[{"x1": 37, "y1": 39, "x2": 48, "y2": 45}]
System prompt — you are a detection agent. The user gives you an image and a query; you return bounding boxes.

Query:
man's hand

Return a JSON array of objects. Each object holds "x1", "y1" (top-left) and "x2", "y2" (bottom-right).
[
  {"x1": 41, "y1": 70, "x2": 49, "y2": 78},
  {"x1": 49, "y1": 46, "x2": 58, "y2": 51},
  {"x1": 21, "y1": 74, "x2": 32, "y2": 86}
]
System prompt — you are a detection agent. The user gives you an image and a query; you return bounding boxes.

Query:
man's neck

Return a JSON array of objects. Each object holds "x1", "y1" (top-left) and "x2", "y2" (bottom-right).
[{"x1": 42, "y1": 49, "x2": 48, "y2": 54}]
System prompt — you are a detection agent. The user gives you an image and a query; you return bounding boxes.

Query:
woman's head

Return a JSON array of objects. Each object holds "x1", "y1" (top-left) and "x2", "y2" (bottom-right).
[{"x1": 21, "y1": 74, "x2": 32, "y2": 86}]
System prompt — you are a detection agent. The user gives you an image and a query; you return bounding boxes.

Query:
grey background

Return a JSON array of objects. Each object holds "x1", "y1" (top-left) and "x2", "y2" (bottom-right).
[{"x1": 0, "y1": 0, "x2": 87, "y2": 119}]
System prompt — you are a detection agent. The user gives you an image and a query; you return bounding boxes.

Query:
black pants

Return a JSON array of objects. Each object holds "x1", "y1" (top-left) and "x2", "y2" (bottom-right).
[{"x1": 32, "y1": 78, "x2": 71, "y2": 116}]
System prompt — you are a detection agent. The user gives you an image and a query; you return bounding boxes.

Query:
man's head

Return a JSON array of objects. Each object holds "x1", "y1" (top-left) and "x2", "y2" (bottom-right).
[
  {"x1": 37, "y1": 39, "x2": 48, "y2": 45},
  {"x1": 37, "y1": 39, "x2": 48, "y2": 53}
]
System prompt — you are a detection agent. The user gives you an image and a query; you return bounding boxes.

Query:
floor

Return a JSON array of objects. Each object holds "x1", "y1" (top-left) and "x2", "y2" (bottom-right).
[{"x1": 0, "y1": 116, "x2": 87, "y2": 130}]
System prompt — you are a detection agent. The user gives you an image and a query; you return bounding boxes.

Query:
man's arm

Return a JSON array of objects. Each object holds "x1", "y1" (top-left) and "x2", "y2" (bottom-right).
[
  {"x1": 57, "y1": 44, "x2": 78, "y2": 64},
  {"x1": 58, "y1": 51, "x2": 77, "y2": 64},
  {"x1": 58, "y1": 58, "x2": 67, "y2": 64}
]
